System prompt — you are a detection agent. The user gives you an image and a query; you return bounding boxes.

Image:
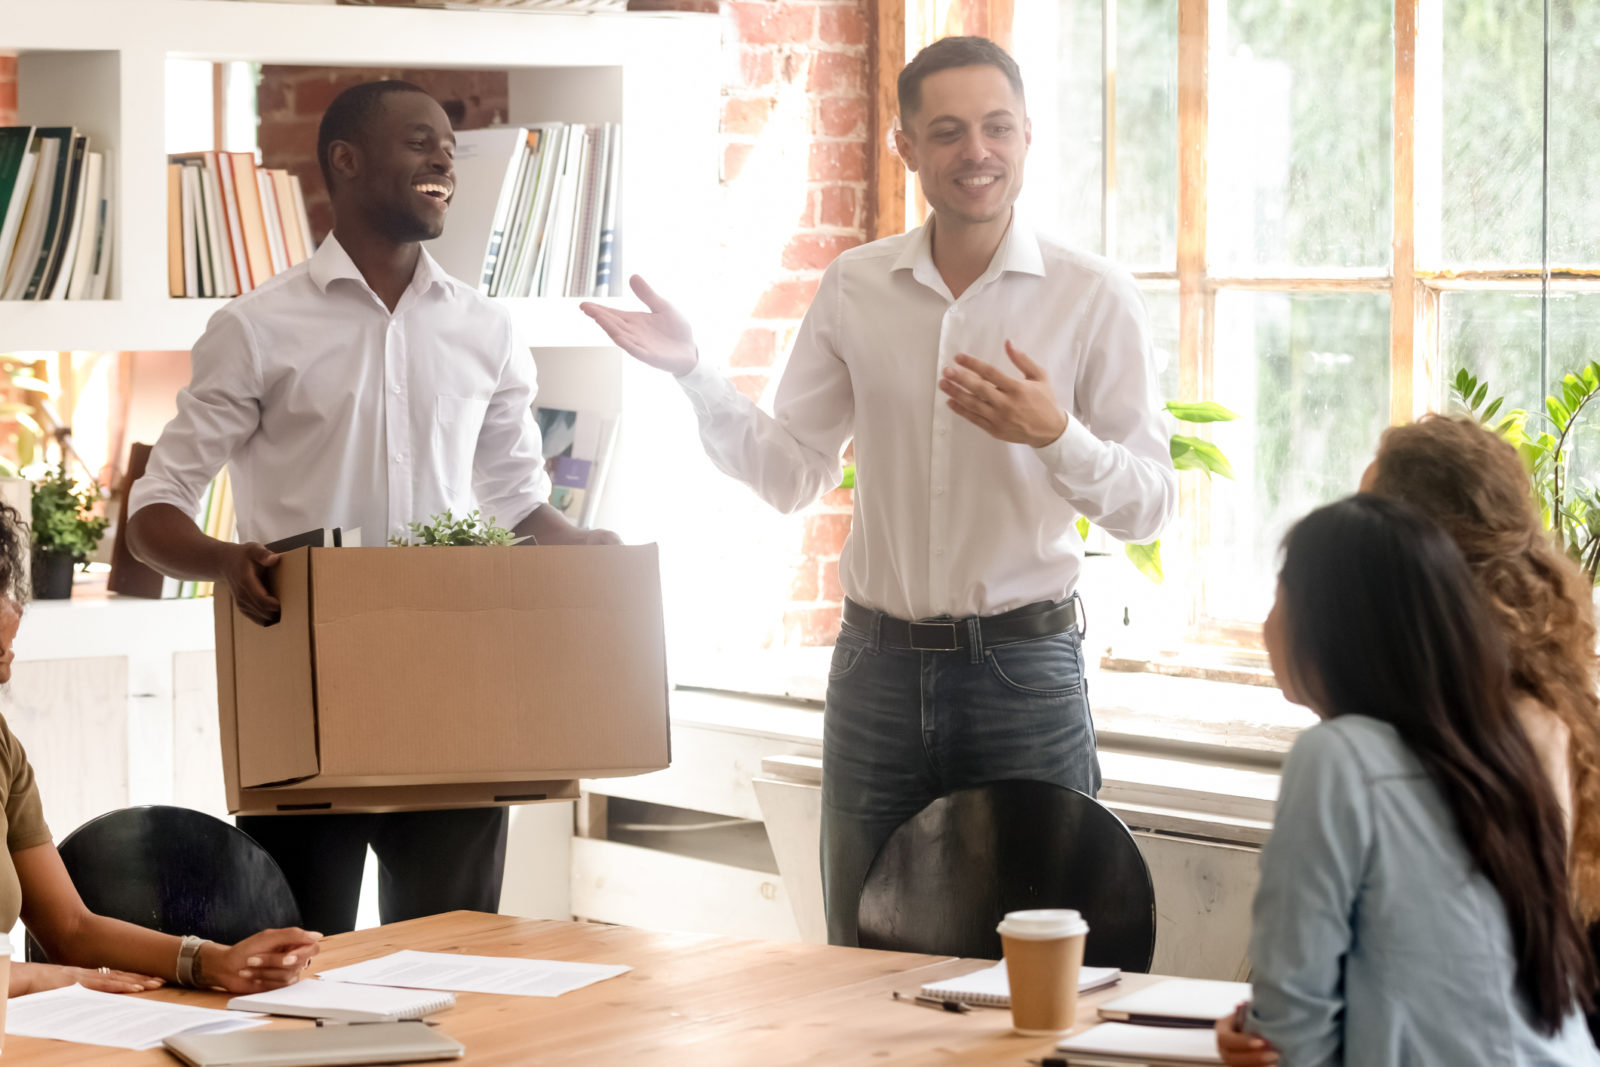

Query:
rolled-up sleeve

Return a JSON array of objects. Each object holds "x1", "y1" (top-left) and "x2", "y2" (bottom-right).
[
  {"x1": 1248, "y1": 723, "x2": 1374, "y2": 1067},
  {"x1": 1033, "y1": 268, "x2": 1177, "y2": 543},
  {"x1": 129, "y1": 307, "x2": 262, "y2": 522},
  {"x1": 473, "y1": 312, "x2": 551, "y2": 528}
]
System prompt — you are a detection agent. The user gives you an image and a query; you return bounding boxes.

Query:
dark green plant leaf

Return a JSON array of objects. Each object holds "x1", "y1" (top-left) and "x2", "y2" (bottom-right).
[{"x1": 1481, "y1": 397, "x2": 1504, "y2": 424}]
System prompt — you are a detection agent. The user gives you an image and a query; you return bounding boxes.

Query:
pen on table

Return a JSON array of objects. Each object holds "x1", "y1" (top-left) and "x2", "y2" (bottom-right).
[
  {"x1": 890, "y1": 990, "x2": 972, "y2": 1014},
  {"x1": 1025, "y1": 1058, "x2": 1068, "y2": 1067}
]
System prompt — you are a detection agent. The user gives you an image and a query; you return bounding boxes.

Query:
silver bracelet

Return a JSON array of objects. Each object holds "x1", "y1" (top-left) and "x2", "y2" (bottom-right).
[{"x1": 176, "y1": 935, "x2": 207, "y2": 988}]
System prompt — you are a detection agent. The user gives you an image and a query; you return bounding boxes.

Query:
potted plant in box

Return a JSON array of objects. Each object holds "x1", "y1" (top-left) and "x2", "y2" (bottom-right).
[{"x1": 29, "y1": 464, "x2": 108, "y2": 599}]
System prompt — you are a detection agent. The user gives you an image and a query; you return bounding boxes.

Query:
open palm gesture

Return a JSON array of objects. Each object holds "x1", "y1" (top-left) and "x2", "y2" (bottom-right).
[{"x1": 580, "y1": 275, "x2": 698, "y2": 376}]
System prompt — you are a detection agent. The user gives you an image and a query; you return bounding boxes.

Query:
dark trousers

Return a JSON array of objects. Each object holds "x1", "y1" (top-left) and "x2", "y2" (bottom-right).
[{"x1": 237, "y1": 807, "x2": 509, "y2": 936}]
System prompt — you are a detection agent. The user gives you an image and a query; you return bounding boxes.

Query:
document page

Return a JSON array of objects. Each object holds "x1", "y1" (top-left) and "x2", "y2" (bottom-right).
[
  {"x1": 318, "y1": 950, "x2": 630, "y2": 997},
  {"x1": 6, "y1": 984, "x2": 265, "y2": 1050}
]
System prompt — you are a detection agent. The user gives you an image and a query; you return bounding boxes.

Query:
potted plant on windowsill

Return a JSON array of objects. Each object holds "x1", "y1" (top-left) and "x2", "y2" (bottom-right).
[{"x1": 29, "y1": 464, "x2": 109, "y2": 599}]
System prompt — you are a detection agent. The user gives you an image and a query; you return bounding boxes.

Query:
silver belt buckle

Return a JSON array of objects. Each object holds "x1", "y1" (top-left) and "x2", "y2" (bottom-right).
[{"x1": 907, "y1": 620, "x2": 960, "y2": 651}]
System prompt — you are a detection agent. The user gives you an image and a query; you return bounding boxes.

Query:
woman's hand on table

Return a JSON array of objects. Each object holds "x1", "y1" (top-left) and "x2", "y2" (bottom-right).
[
  {"x1": 12, "y1": 961, "x2": 163, "y2": 996},
  {"x1": 1215, "y1": 1010, "x2": 1280, "y2": 1066},
  {"x1": 204, "y1": 927, "x2": 322, "y2": 993}
]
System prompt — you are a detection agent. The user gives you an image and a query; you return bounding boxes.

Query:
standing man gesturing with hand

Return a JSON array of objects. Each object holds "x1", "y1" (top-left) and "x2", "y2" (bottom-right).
[
  {"x1": 584, "y1": 37, "x2": 1175, "y2": 945},
  {"x1": 127, "y1": 80, "x2": 616, "y2": 936}
]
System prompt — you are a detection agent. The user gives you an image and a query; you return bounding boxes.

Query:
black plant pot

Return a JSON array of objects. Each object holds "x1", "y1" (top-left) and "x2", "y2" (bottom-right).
[{"x1": 31, "y1": 550, "x2": 77, "y2": 600}]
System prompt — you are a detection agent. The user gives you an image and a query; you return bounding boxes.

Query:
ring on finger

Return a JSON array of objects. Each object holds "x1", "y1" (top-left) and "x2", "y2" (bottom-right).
[{"x1": 98, "y1": 966, "x2": 110, "y2": 975}]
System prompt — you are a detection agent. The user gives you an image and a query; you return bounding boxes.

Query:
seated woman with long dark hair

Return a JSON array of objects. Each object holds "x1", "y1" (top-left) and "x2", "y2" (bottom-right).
[
  {"x1": 0, "y1": 502, "x2": 319, "y2": 996},
  {"x1": 1216, "y1": 495, "x2": 1596, "y2": 1066}
]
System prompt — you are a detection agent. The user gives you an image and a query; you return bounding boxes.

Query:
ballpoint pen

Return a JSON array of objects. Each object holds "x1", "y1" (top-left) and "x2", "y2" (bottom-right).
[{"x1": 890, "y1": 990, "x2": 973, "y2": 1013}]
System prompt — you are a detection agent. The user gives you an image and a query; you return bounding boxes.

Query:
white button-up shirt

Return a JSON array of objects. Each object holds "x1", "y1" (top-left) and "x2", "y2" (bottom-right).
[
  {"x1": 676, "y1": 218, "x2": 1177, "y2": 621},
  {"x1": 130, "y1": 235, "x2": 551, "y2": 545}
]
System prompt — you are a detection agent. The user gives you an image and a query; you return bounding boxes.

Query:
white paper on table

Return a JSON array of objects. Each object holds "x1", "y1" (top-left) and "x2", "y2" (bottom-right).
[
  {"x1": 318, "y1": 950, "x2": 631, "y2": 997},
  {"x1": 5, "y1": 984, "x2": 265, "y2": 1050}
]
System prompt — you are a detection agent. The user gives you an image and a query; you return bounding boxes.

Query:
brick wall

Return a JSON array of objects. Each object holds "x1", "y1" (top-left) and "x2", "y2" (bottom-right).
[
  {"x1": 717, "y1": 0, "x2": 872, "y2": 645},
  {"x1": 256, "y1": 67, "x2": 510, "y2": 244},
  {"x1": 0, "y1": 54, "x2": 16, "y2": 126}
]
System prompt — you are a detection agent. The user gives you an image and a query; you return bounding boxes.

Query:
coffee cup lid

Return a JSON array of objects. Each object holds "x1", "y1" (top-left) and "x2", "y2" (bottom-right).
[{"x1": 996, "y1": 909, "x2": 1089, "y2": 940}]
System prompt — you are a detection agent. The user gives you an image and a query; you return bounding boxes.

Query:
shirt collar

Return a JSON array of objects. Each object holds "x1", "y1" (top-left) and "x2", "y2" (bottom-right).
[
  {"x1": 891, "y1": 209, "x2": 1047, "y2": 295},
  {"x1": 307, "y1": 233, "x2": 454, "y2": 302}
]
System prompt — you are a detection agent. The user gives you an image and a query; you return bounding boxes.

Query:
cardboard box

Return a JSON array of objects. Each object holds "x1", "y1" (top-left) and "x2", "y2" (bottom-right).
[{"x1": 213, "y1": 544, "x2": 670, "y2": 814}]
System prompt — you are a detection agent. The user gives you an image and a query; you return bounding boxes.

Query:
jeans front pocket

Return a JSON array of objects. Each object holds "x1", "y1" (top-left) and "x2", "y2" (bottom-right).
[{"x1": 984, "y1": 632, "x2": 1083, "y2": 697}]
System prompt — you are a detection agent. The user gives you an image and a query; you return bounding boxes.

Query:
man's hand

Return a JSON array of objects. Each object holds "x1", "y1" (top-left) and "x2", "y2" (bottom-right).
[
  {"x1": 223, "y1": 542, "x2": 281, "y2": 625},
  {"x1": 515, "y1": 504, "x2": 622, "y2": 547},
  {"x1": 205, "y1": 927, "x2": 321, "y2": 993},
  {"x1": 938, "y1": 341, "x2": 1068, "y2": 448},
  {"x1": 580, "y1": 275, "x2": 698, "y2": 377}
]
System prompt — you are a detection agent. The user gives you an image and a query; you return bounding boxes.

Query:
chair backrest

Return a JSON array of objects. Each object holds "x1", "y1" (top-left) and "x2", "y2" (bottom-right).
[
  {"x1": 28, "y1": 805, "x2": 301, "y2": 962},
  {"x1": 856, "y1": 780, "x2": 1156, "y2": 972}
]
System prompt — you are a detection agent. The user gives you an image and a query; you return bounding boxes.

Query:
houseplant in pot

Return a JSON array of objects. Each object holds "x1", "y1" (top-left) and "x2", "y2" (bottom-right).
[{"x1": 29, "y1": 464, "x2": 109, "y2": 599}]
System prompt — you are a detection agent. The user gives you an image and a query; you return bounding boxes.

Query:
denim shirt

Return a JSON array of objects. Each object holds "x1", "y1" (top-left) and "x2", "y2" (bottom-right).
[{"x1": 1248, "y1": 715, "x2": 1599, "y2": 1066}]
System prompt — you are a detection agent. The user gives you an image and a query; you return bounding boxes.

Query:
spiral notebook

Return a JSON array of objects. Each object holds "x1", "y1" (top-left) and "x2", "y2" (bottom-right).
[
  {"x1": 918, "y1": 960, "x2": 1121, "y2": 1007},
  {"x1": 227, "y1": 980, "x2": 456, "y2": 1023}
]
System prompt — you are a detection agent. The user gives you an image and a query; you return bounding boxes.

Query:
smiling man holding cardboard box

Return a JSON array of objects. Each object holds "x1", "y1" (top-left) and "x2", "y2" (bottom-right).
[{"x1": 126, "y1": 82, "x2": 626, "y2": 935}]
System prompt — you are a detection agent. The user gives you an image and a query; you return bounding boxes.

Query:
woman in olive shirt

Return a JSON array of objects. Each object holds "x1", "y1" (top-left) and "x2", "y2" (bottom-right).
[{"x1": 0, "y1": 505, "x2": 319, "y2": 996}]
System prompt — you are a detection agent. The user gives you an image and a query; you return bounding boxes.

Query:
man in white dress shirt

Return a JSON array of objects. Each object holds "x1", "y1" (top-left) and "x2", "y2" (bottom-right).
[
  {"x1": 583, "y1": 37, "x2": 1175, "y2": 945},
  {"x1": 127, "y1": 81, "x2": 616, "y2": 935}
]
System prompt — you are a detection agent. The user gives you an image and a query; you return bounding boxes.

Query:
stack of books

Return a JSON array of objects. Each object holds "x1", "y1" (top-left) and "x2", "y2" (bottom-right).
[
  {"x1": 427, "y1": 123, "x2": 621, "y2": 298},
  {"x1": 0, "y1": 126, "x2": 115, "y2": 301},
  {"x1": 166, "y1": 151, "x2": 315, "y2": 298}
]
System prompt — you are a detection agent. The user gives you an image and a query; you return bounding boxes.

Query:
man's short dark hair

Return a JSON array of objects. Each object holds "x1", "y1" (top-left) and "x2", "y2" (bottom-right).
[
  {"x1": 897, "y1": 36, "x2": 1024, "y2": 123},
  {"x1": 316, "y1": 80, "x2": 432, "y2": 191}
]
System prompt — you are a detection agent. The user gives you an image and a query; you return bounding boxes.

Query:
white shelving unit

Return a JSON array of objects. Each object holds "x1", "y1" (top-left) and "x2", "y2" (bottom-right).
[{"x1": 0, "y1": 0, "x2": 722, "y2": 924}]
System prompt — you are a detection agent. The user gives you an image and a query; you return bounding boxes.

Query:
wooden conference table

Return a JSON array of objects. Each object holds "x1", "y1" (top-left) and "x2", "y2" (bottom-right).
[{"x1": 9, "y1": 911, "x2": 1172, "y2": 1065}]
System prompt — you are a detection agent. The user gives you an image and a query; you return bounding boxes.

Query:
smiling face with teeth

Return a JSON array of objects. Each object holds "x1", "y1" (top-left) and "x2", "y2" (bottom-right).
[
  {"x1": 326, "y1": 90, "x2": 457, "y2": 245},
  {"x1": 895, "y1": 64, "x2": 1030, "y2": 234}
]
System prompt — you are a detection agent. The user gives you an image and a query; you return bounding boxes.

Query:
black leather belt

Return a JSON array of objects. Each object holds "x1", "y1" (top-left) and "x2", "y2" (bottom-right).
[{"x1": 842, "y1": 596, "x2": 1078, "y2": 652}]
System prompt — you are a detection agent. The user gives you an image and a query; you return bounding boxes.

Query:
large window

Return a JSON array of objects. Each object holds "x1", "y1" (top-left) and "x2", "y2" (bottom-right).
[{"x1": 1011, "y1": 0, "x2": 1600, "y2": 648}]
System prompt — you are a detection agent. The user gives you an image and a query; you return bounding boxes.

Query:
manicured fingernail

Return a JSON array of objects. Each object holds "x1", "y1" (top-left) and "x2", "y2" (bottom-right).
[
  {"x1": 284, "y1": 956, "x2": 296, "y2": 965},
  {"x1": 239, "y1": 969, "x2": 253, "y2": 978},
  {"x1": 247, "y1": 957, "x2": 262, "y2": 966}
]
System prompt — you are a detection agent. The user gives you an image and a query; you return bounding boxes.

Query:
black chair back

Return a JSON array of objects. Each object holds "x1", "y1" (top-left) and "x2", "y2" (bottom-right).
[
  {"x1": 28, "y1": 805, "x2": 301, "y2": 962},
  {"x1": 857, "y1": 780, "x2": 1156, "y2": 972}
]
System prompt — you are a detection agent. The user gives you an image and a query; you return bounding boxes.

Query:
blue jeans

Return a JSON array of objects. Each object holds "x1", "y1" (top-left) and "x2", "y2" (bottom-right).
[{"x1": 820, "y1": 615, "x2": 1101, "y2": 946}]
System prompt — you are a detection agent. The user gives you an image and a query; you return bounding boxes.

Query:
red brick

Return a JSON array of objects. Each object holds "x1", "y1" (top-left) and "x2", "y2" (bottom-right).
[
  {"x1": 728, "y1": 2, "x2": 816, "y2": 47},
  {"x1": 730, "y1": 372, "x2": 769, "y2": 403},
  {"x1": 293, "y1": 74, "x2": 356, "y2": 118},
  {"x1": 722, "y1": 142, "x2": 755, "y2": 183},
  {"x1": 257, "y1": 118, "x2": 321, "y2": 166},
  {"x1": 809, "y1": 141, "x2": 867, "y2": 181},
  {"x1": 628, "y1": 0, "x2": 720, "y2": 12},
  {"x1": 730, "y1": 327, "x2": 779, "y2": 368},
  {"x1": 818, "y1": 7, "x2": 869, "y2": 45},
  {"x1": 790, "y1": 559, "x2": 820, "y2": 602},
  {"x1": 803, "y1": 512, "x2": 853, "y2": 557},
  {"x1": 722, "y1": 95, "x2": 775, "y2": 136},
  {"x1": 813, "y1": 96, "x2": 868, "y2": 138},
  {"x1": 784, "y1": 605, "x2": 845, "y2": 646},
  {"x1": 738, "y1": 49, "x2": 778, "y2": 90},
  {"x1": 0, "y1": 79, "x2": 15, "y2": 123},
  {"x1": 754, "y1": 278, "x2": 821, "y2": 318},
  {"x1": 808, "y1": 51, "x2": 866, "y2": 95},
  {"x1": 820, "y1": 558, "x2": 844, "y2": 602},
  {"x1": 782, "y1": 233, "x2": 859, "y2": 271},
  {"x1": 810, "y1": 185, "x2": 860, "y2": 229}
]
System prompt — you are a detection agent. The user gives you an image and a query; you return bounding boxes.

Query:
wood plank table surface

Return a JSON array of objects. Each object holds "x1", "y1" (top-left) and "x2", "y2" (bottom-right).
[{"x1": 6, "y1": 911, "x2": 1172, "y2": 1065}]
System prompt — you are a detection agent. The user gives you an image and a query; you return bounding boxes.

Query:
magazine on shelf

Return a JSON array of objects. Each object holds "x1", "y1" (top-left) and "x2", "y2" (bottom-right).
[{"x1": 535, "y1": 406, "x2": 618, "y2": 530}]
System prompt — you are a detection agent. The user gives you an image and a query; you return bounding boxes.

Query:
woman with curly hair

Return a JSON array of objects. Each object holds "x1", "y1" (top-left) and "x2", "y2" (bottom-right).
[
  {"x1": 0, "y1": 501, "x2": 321, "y2": 997},
  {"x1": 1361, "y1": 414, "x2": 1600, "y2": 927}
]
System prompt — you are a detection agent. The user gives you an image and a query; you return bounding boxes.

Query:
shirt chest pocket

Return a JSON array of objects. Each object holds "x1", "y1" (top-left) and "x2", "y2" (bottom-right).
[{"x1": 434, "y1": 396, "x2": 490, "y2": 494}]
